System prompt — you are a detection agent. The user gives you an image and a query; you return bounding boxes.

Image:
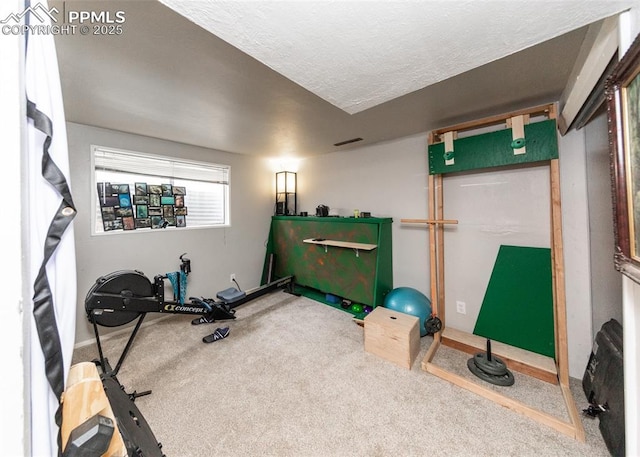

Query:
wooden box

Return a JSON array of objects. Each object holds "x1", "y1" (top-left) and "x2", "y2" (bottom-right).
[{"x1": 364, "y1": 307, "x2": 420, "y2": 369}]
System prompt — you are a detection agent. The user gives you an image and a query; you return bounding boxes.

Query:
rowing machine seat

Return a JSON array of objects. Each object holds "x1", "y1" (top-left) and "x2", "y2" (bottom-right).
[{"x1": 216, "y1": 287, "x2": 246, "y2": 304}]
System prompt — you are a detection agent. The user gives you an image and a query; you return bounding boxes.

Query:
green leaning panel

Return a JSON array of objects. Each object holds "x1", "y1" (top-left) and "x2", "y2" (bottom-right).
[
  {"x1": 428, "y1": 119, "x2": 558, "y2": 175},
  {"x1": 473, "y1": 245, "x2": 555, "y2": 358}
]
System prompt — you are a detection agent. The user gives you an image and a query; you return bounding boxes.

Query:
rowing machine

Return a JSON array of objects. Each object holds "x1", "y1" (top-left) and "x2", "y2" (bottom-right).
[
  {"x1": 85, "y1": 254, "x2": 294, "y2": 377},
  {"x1": 83, "y1": 254, "x2": 294, "y2": 456}
]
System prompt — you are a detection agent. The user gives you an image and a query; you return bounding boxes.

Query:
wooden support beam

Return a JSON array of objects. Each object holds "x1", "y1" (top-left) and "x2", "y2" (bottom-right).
[
  {"x1": 561, "y1": 382, "x2": 587, "y2": 442},
  {"x1": 550, "y1": 158, "x2": 570, "y2": 387},
  {"x1": 436, "y1": 174, "x2": 445, "y2": 326},
  {"x1": 427, "y1": 174, "x2": 440, "y2": 337},
  {"x1": 431, "y1": 103, "x2": 555, "y2": 142},
  {"x1": 424, "y1": 361, "x2": 584, "y2": 441},
  {"x1": 440, "y1": 328, "x2": 558, "y2": 384},
  {"x1": 421, "y1": 338, "x2": 441, "y2": 367},
  {"x1": 400, "y1": 218, "x2": 458, "y2": 225}
]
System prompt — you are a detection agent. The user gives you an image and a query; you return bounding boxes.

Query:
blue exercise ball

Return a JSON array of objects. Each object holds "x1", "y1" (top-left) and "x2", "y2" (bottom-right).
[{"x1": 383, "y1": 287, "x2": 432, "y2": 336}]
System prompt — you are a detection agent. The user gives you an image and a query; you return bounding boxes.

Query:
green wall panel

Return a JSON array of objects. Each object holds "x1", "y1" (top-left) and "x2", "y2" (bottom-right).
[
  {"x1": 428, "y1": 119, "x2": 558, "y2": 175},
  {"x1": 264, "y1": 216, "x2": 393, "y2": 307},
  {"x1": 473, "y1": 245, "x2": 555, "y2": 358}
]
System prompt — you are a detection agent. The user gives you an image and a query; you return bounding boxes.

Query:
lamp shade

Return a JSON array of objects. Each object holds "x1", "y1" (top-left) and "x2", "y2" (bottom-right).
[{"x1": 275, "y1": 171, "x2": 297, "y2": 215}]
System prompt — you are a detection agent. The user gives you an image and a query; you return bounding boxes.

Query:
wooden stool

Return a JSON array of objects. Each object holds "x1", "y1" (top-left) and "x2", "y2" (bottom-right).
[{"x1": 364, "y1": 307, "x2": 420, "y2": 369}]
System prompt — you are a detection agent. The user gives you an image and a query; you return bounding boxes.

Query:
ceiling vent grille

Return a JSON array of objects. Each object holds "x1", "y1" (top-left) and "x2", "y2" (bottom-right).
[{"x1": 333, "y1": 137, "x2": 363, "y2": 147}]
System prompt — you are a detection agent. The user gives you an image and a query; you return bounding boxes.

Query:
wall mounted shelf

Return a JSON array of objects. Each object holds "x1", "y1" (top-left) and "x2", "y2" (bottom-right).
[{"x1": 303, "y1": 238, "x2": 377, "y2": 256}]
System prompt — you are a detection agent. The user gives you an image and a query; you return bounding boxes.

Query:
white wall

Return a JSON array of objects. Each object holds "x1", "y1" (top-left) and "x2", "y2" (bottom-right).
[
  {"x1": 298, "y1": 133, "x2": 431, "y2": 295},
  {"x1": 442, "y1": 164, "x2": 551, "y2": 333},
  {"x1": 301, "y1": 129, "x2": 594, "y2": 378},
  {"x1": 557, "y1": 127, "x2": 594, "y2": 377},
  {"x1": 67, "y1": 123, "x2": 274, "y2": 345}
]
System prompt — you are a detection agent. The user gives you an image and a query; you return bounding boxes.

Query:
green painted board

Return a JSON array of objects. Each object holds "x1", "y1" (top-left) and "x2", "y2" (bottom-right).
[
  {"x1": 473, "y1": 245, "x2": 555, "y2": 358},
  {"x1": 428, "y1": 119, "x2": 558, "y2": 175},
  {"x1": 263, "y1": 216, "x2": 393, "y2": 308}
]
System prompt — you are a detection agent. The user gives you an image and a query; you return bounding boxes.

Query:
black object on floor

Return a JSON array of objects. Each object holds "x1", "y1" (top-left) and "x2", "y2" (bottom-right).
[
  {"x1": 203, "y1": 327, "x2": 230, "y2": 343},
  {"x1": 62, "y1": 414, "x2": 114, "y2": 457},
  {"x1": 192, "y1": 315, "x2": 216, "y2": 325},
  {"x1": 467, "y1": 339, "x2": 515, "y2": 387},
  {"x1": 582, "y1": 318, "x2": 624, "y2": 457}
]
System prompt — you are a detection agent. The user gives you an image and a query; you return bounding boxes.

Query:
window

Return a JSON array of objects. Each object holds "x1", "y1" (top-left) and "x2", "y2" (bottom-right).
[{"x1": 92, "y1": 145, "x2": 230, "y2": 234}]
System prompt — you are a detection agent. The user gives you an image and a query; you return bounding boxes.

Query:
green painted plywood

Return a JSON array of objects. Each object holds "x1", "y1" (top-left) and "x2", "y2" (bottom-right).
[
  {"x1": 429, "y1": 119, "x2": 558, "y2": 175},
  {"x1": 264, "y1": 216, "x2": 393, "y2": 308},
  {"x1": 473, "y1": 245, "x2": 555, "y2": 358}
]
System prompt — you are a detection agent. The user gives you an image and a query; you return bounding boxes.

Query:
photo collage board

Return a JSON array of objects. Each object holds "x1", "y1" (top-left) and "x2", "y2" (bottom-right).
[{"x1": 97, "y1": 182, "x2": 188, "y2": 231}]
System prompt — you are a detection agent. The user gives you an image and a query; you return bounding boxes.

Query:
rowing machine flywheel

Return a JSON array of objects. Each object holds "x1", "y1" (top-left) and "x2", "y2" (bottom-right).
[
  {"x1": 85, "y1": 270, "x2": 153, "y2": 327},
  {"x1": 467, "y1": 339, "x2": 515, "y2": 386}
]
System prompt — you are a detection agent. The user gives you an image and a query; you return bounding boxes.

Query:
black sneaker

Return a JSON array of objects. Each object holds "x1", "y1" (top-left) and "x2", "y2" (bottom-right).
[
  {"x1": 191, "y1": 315, "x2": 215, "y2": 325},
  {"x1": 202, "y1": 327, "x2": 230, "y2": 343}
]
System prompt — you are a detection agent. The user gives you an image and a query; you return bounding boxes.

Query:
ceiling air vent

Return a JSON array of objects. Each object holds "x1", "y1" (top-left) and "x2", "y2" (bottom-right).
[{"x1": 333, "y1": 137, "x2": 363, "y2": 147}]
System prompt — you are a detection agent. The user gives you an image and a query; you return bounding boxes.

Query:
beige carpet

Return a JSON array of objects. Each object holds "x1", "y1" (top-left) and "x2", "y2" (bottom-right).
[{"x1": 72, "y1": 291, "x2": 611, "y2": 457}]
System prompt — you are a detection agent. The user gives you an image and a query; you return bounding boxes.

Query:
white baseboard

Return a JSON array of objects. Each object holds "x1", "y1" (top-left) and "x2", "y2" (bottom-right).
[{"x1": 74, "y1": 314, "x2": 173, "y2": 349}]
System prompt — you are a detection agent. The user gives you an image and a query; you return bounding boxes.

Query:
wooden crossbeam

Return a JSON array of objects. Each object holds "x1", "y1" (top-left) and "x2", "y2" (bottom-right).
[
  {"x1": 400, "y1": 218, "x2": 458, "y2": 225},
  {"x1": 431, "y1": 103, "x2": 554, "y2": 143}
]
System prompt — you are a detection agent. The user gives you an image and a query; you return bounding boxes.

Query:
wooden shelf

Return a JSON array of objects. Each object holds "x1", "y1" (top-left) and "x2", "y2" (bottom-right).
[{"x1": 303, "y1": 238, "x2": 377, "y2": 251}]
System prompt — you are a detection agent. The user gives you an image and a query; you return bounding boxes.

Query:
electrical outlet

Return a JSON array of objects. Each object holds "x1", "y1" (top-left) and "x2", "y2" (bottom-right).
[
  {"x1": 456, "y1": 301, "x2": 466, "y2": 314},
  {"x1": 230, "y1": 273, "x2": 236, "y2": 283}
]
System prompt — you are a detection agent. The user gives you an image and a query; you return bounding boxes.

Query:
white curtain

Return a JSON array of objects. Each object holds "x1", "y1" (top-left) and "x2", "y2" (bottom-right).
[{"x1": 25, "y1": 0, "x2": 77, "y2": 455}]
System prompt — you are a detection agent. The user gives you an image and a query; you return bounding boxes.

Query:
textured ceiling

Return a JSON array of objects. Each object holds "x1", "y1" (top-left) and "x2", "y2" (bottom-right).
[
  {"x1": 159, "y1": 0, "x2": 633, "y2": 114},
  {"x1": 52, "y1": 1, "x2": 633, "y2": 157}
]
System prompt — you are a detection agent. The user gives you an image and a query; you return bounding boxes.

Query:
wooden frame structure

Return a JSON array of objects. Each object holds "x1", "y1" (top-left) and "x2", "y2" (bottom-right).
[{"x1": 403, "y1": 103, "x2": 585, "y2": 441}]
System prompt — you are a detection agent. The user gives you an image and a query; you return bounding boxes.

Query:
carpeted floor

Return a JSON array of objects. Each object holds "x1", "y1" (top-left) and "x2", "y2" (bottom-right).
[{"x1": 72, "y1": 291, "x2": 611, "y2": 457}]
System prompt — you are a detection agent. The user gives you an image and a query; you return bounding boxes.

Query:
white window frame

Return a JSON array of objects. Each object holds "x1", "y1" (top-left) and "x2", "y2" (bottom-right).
[{"x1": 91, "y1": 145, "x2": 230, "y2": 235}]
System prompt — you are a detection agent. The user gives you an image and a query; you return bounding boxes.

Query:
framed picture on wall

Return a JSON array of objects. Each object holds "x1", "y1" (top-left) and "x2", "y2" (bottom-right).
[
  {"x1": 149, "y1": 194, "x2": 161, "y2": 207},
  {"x1": 135, "y1": 218, "x2": 151, "y2": 229},
  {"x1": 101, "y1": 196, "x2": 119, "y2": 207},
  {"x1": 119, "y1": 193, "x2": 132, "y2": 208},
  {"x1": 133, "y1": 195, "x2": 149, "y2": 205},
  {"x1": 607, "y1": 33, "x2": 640, "y2": 284},
  {"x1": 135, "y1": 182, "x2": 148, "y2": 195},
  {"x1": 136, "y1": 205, "x2": 148, "y2": 219},
  {"x1": 151, "y1": 216, "x2": 164, "y2": 229},
  {"x1": 113, "y1": 184, "x2": 129, "y2": 194},
  {"x1": 123, "y1": 216, "x2": 135, "y2": 230},
  {"x1": 115, "y1": 207, "x2": 133, "y2": 218},
  {"x1": 161, "y1": 196, "x2": 175, "y2": 205},
  {"x1": 101, "y1": 206, "x2": 116, "y2": 221}
]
